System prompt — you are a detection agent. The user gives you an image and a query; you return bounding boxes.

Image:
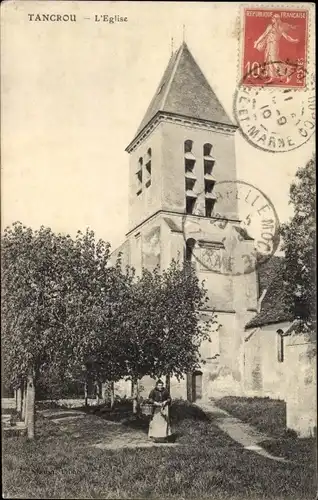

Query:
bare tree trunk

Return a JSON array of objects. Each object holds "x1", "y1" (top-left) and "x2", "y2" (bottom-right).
[
  {"x1": 101, "y1": 382, "x2": 107, "y2": 402},
  {"x1": 165, "y1": 374, "x2": 171, "y2": 393},
  {"x1": 26, "y1": 373, "x2": 35, "y2": 439},
  {"x1": 110, "y1": 381, "x2": 115, "y2": 409},
  {"x1": 99, "y1": 381, "x2": 102, "y2": 401},
  {"x1": 16, "y1": 385, "x2": 23, "y2": 418},
  {"x1": 132, "y1": 378, "x2": 139, "y2": 414},
  {"x1": 22, "y1": 381, "x2": 27, "y2": 421},
  {"x1": 95, "y1": 381, "x2": 100, "y2": 405},
  {"x1": 84, "y1": 381, "x2": 88, "y2": 407}
]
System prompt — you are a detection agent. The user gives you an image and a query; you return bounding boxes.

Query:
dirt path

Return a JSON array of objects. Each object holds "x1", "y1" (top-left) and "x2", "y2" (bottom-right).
[
  {"x1": 39, "y1": 408, "x2": 179, "y2": 450},
  {"x1": 197, "y1": 401, "x2": 289, "y2": 462}
]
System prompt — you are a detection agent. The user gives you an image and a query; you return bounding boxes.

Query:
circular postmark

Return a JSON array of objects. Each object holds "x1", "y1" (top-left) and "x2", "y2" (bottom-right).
[
  {"x1": 234, "y1": 64, "x2": 315, "y2": 153},
  {"x1": 182, "y1": 180, "x2": 280, "y2": 276}
]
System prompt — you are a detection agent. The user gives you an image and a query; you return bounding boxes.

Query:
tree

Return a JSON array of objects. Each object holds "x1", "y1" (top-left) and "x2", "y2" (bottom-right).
[
  {"x1": 1, "y1": 223, "x2": 115, "y2": 437},
  {"x1": 120, "y1": 261, "x2": 216, "y2": 411},
  {"x1": 2, "y1": 222, "x2": 218, "y2": 430},
  {"x1": 115, "y1": 267, "x2": 163, "y2": 412},
  {"x1": 153, "y1": 261, "x2": 216, "y2": 387},
  {"x1": 281, "y1": 157, "x2": 316, "y2": 340},
  {"x1": 83, "y1": 260, "x2": 136, "y2": 407}
]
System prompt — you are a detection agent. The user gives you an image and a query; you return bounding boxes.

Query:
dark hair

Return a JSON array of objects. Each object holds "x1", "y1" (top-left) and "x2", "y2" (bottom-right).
[{"x1": 156, "y1": 379, "x2": 164, "y2": 385}]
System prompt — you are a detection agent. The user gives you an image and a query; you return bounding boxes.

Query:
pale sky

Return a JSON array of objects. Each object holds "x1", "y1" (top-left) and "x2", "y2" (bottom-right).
[{"x1": 1, "y1": 1, "x2": 315, "y2": 251}]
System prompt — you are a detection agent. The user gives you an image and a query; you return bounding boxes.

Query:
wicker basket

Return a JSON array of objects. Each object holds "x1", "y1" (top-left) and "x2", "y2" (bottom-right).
[{"x1": 140, "y1": 403, "x2": 153, "y2": 416}]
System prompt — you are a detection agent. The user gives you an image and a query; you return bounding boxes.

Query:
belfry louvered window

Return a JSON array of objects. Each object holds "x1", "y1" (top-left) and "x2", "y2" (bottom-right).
[
  {"x1": 203, "y1": 143, "x2": 215, "y2": 176},
  {"x1": 136, "y1": 157, "x2": 143, "y2": 196},
  {"x1": 203, "y1": 143, "x2": 216, "y2": 217},
  {"x1": 145, "y1": 148, "x2": 152, "y2": 188},
  {"x1": 184, "y1": 140, "x2": 197, "y2": 214},
  {"x1": 184, "y1": 140, "x2": 196, "y2": 172}
]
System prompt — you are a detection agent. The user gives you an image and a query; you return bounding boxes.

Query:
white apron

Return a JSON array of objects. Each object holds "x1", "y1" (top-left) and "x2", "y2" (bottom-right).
[{"x1": 148, "y1": 405, "x2": 172, "y2": 440}]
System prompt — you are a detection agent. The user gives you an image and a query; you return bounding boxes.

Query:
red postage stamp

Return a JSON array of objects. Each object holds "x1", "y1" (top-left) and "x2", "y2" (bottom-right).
[{"x1": 241, "y1": 8, "x2": 308, "y2": 88}]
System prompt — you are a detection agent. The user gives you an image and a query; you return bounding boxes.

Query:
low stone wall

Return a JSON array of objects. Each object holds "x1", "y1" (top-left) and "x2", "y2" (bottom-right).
[
  {"x1": 2, "y1": 398, "x2": 16, "y2": 410},
  {"x1": 37, "y1": 398, "x2": 101, "y2": 408}
]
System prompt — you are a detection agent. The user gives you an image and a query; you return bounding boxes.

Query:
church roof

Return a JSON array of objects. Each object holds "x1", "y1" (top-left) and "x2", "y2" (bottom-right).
[
  {"x1": 245, "y1": 257, "x2": 294, "y2": 329},
  {"x1": 132, "y1": 42, "x2": 233, "y2": 143}
]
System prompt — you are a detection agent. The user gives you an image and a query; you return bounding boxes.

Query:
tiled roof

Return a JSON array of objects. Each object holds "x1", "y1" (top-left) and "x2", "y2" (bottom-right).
[
  {"x1": 245, "y1": 256, "x2": 294, "y2": 329},
  {"x1": 257, "y1": 255, "x2": 284, "y2": 296},
  {"x1": 132, "y1": 42, "x2": 233, "y2": 142}
]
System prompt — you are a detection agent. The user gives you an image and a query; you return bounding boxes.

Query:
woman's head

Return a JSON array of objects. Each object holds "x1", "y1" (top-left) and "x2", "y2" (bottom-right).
[
  {"x1": 272, "y1": 13, "x2": 281, "y2": 25},
  {"x1": 156, "y1": 379, "x2": 164, "y2": 390}
]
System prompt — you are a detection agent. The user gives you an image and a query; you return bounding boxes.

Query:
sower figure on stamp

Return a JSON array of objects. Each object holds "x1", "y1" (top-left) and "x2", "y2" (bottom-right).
[
  {"x1": 148, "y1": 379, "x2": 172, "y2": 443},
  {"x1": 254, "y1": 13, "x2": 299, "y2": 84}
]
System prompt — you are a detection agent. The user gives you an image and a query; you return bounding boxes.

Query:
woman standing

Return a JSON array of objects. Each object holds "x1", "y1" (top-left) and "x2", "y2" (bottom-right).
[
  {"x1": 253, "y1": 13, "x2": 299, "y2": 84},
  {"x1": 148, "y1": 380, "x2": 172, "y2": 443}
]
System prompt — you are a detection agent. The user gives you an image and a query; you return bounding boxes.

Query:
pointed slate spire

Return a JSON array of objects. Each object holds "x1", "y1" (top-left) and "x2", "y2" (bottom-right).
[{"x1": 132, "y1": 42, "x2": 233, "y2": 142}]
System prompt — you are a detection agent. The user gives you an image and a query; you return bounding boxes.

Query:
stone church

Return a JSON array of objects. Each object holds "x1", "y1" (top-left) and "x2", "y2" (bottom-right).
[{"x1": 111, "y1": 42, "x2": 259, "y2": 402}]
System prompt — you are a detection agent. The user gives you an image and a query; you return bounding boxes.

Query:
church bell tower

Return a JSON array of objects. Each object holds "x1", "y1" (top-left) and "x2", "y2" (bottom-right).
[
  {"x1": 122, "y1": 42, "x2": 241, "y2": 277},
  {"x1": 126, "y1": 42, "x2": 238, "y2": 234},
  {"x1": 111, "y1": 42, "x2": 258, "y2": 401}
]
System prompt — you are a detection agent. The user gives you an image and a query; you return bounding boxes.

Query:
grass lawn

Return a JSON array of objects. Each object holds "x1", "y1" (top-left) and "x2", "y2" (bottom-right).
[
  {"x1": 216, "y1": 396, "x2": 317, "y2": 468},
  {"x1": 216, "y1": 396, "x2": 287, "y2": 438},
  {"x1": 2, "y1": 400, "x2": 316, "y2": 499}
]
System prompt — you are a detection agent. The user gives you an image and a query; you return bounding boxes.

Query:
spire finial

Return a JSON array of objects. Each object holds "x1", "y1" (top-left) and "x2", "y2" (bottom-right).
[
  {"x1": 171, "y1": 37, "x2": 174, "y2": 55},
  {"x1": 183, "y1": 24, "x2": 186, "y2": 43}
]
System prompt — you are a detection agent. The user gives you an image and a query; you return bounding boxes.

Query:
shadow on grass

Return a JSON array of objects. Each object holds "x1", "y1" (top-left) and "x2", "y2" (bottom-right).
[
  {"x1": 63, "y1": 398, "x2": 211, "y2": 437},
  {"x1": 73, "y1": 398, "x2": 209, "y2": 421},
  {"x1": 260, "y1": 436, "x2": 317, "y2": 462},
  {"x1": 216, "y1": 396, "x2": 288, "y2": 438},
  {"x1": 170, "y1": 399, "x2": 210, "y2": 423}
]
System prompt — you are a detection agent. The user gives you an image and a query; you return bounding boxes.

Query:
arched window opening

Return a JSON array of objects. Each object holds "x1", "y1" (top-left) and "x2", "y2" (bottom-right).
[
  {"x1": 184, "y1": 140, "x2": 197, "y2": 208},
  {"x1": 184, "y1": 140, "x2": 196, "y2": 174},
  {"x1": 203, "y1": 143, "x2": 213, "y2": 157},
  {"x1": 184, "y1": 140, "x2": 193, "y2": 154},
  {"x1": 145, "y1": 148, "x2": 152, "y2": 188},
  {"x1": 203, "y1": 144, "x2": 215, "y2": 177},
  {"x1": 136, "y1": 157, "x2": 143, "y2": 196},
  {"x1": 185, "y1": 238, "x2": 196, "y2": 262}
]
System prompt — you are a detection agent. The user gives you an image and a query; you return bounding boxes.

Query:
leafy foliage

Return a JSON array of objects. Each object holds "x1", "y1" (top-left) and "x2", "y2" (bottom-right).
[
  {"x1": 120, "y1": 261, "x2": 215, "y2": 383},
  {"x1": 281, "y1": 157, "x2": 316, "y2": 339},
  {"x1": 2, "y1": 222, "x2": 216, "y2": 407},
  {"x1": 150, "y1": 261, "x2": 215, "y2": 380},
  {"x1": 1, "y1": 223, "x2": 123, "y2": 388}
]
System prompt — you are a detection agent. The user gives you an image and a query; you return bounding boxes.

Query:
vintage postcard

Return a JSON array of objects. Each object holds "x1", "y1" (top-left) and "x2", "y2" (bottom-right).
[{"x1": 1, "y1": 2, "x2": 316, "y2": 499}]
